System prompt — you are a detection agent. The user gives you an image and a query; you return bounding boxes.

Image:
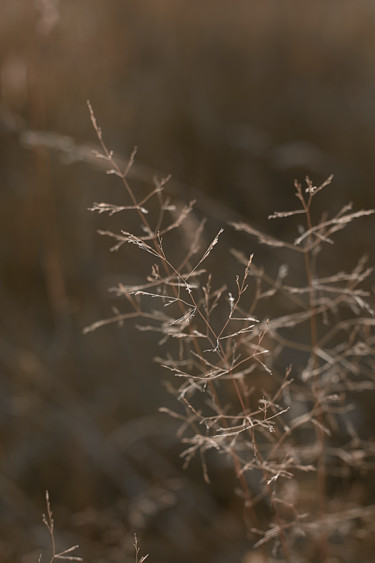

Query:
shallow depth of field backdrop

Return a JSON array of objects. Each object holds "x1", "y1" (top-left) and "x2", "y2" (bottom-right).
[{"x1": 1, "y1": 2, "x2": 375, "y2": 562}]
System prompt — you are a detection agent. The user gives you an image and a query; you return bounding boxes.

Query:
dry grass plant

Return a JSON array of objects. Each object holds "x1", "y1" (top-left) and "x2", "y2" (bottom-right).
[
  {"x1": 133, "y1": 533, "x2": 149, "y2": 563},
  {"x1": 84, "y1": 103, "x2": 375, "y2": 562},
  {"x1": 39, "y1": 492, "x2": 149, "y2": 563},
  {"x1": 40, "y1": 491, "x2": 82, "y2": 563}
]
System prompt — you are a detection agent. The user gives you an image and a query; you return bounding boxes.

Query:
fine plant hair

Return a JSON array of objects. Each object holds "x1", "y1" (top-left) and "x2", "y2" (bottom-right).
[{"x1": 85, "y1": 103, "x2": 375, "y2": 562}]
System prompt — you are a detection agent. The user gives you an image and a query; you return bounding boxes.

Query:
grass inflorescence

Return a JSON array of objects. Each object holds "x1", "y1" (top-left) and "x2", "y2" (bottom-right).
[{"x1": 84, "y1": 104, "x2": 375, "y2": 562}]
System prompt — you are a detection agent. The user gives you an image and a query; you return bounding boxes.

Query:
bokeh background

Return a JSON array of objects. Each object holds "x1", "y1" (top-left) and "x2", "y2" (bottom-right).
[{"x1": 1, "y1": 1, "x2": 375, "y2": 562}]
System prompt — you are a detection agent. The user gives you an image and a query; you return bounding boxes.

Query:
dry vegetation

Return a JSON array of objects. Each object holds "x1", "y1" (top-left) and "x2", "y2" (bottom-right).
[
  {"x1": 82, "y1": 108, "x2": 375, "y2": 561},
  {"x1": 1, "y1": 2, "x2": 375, "y2": 563},
  {"x1": 40, "y1": 492, "x2": 82, "y2": 563}
]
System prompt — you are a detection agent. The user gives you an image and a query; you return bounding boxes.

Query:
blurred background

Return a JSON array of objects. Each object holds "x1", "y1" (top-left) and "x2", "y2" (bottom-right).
[{"x1": 1, "y1": 1, "x2": 375, "y2": 561}]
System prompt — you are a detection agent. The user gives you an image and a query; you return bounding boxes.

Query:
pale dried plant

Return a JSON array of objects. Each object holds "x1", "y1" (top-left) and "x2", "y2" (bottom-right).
[
  {"x1": 39, "y1": 491, "x2": 82, "y2": 563},
  {"x1": 133, "y1": 533, "x2": 149, "y2": 563},
  {"x1": 85, "y1": 103, "x2": 375, "y2": 562},
  {"x1": 231, "y1": 177, "x2": 375, "y2": 559}
]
